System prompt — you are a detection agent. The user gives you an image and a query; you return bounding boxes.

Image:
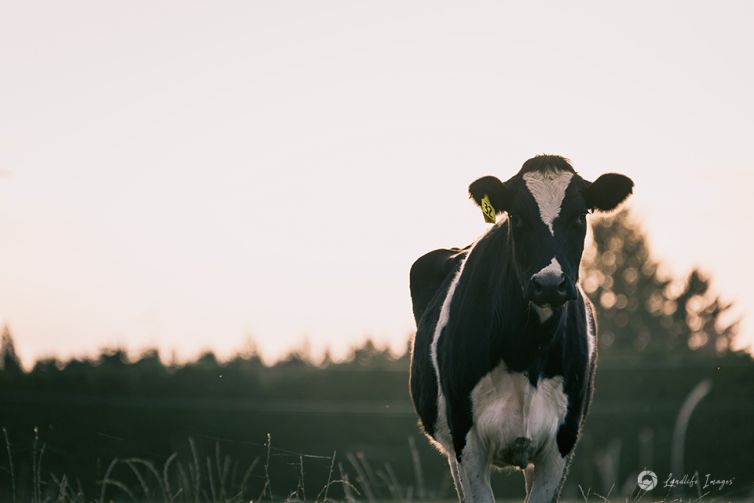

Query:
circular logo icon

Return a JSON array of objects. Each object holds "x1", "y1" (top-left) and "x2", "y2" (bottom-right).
[{"x1": 637, "y1": 470, "x2": 658, "y2": 490}]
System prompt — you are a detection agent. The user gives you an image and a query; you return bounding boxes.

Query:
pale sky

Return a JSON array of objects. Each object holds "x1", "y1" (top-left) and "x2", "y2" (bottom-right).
[{"x1": 1, "y1": 1, "x2": 753, "y2": 367}]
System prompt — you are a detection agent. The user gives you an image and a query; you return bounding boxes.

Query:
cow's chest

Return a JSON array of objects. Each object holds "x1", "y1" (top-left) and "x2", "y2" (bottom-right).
[{"x1": 470, "y1": 363, "x2": 568, "y2": 465}]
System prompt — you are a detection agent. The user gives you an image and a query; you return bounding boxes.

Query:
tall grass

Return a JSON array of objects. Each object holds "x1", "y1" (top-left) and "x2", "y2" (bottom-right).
[{"x1": 0, "y1": 431, "x2": 434, "y2": 503}]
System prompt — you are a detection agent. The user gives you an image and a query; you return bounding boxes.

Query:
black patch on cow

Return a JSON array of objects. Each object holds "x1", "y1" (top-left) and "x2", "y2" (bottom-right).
[{"x1": 557, "y1": 294, "x2": 597, "y2": 456}]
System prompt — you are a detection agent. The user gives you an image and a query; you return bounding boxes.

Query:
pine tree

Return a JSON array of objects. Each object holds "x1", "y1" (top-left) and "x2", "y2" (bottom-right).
[
  {"x1": 0, "y1": 324, "x2": 23, "y2": 374},
  {"x1": 582, "y1": 210, "x2": 738, "y2": 354}
]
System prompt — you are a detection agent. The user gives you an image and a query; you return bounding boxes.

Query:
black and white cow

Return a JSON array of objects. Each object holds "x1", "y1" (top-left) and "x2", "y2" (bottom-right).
[{"x1": 409, "y1": 155, "x2": 633, "y2": 503}]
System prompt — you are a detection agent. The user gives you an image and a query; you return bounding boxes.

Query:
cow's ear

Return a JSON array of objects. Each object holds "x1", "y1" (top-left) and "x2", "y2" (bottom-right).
[
  {"x1": 469, "y1": 176, "x2": 510, "y2": 213},
  {"x1": 584, "y1": 173, "x2": 634, "y2": 212}
]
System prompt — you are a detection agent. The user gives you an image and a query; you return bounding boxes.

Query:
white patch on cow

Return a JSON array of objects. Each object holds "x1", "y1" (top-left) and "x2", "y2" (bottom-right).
[
  {"x1": 523, "y1": 170, "x2": 574, "y2": 235},
  {"x1": 429, "y1": 245, "x2": 476, "y2": 455},
  {"x1": 470, "y1": 362, "x2": 568, "y2": 467},
  {"x1": 531, "y1": 304, "x2": 553, "y2": 323},
  {"x1": 578, "y1": 284, "x2": 596, "y2": 360},
  {"x1": 429, "y1": 394, "x2": 451, "y2": 453},
  {"x1": 533, "y1": 257, "x2": 563, "y2": 278}
]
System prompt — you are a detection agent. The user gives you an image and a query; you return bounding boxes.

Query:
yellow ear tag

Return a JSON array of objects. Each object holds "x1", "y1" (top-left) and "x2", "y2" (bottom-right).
[{"x1": 481, "y1": 195, "x2": 496, "y2": 223}]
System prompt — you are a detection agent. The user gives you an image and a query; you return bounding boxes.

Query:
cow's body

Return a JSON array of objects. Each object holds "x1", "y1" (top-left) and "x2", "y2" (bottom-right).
[
  {"x1": 408, "y1": 155, "x2": 632, "y2": 503},
  {"x1": 409, "y1": 229, "x2": 596, "y2": 501}
]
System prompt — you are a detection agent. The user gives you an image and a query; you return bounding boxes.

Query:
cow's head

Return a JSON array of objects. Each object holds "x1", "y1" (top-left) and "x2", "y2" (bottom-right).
[{"x1": 469, "y1": 155, "x2": 633, "y2": 310}]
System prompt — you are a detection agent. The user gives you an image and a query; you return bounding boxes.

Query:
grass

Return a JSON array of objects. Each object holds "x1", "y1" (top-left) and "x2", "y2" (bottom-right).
[
  {"x1": 1, "y1": 428, "x2": 448, "y2": 503},
  {"x1": 3, "y1": 428, "x2": 752, "y2": 503}
]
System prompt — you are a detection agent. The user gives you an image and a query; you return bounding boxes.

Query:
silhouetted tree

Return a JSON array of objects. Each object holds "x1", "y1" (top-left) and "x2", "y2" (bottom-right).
[
  {"x1": 32, "y1": 357, "x2": 61, "y2": 374},
  {"x1": 97, "y1": 347, "x2": 128, "y2": 367},
  {"x1": 347, "y1": 339, "x2": 396, "y2": 367},
  {"x1": 0, "y1": 325, "x2": 23, "y2": 374},
  {"x1": 195, "y1": 350, "x2": 220, "y2": 367},
  {"x1": 583, "y1": 210, "x2": 738, "y2": 353},
  {"x1": 670, "y1": 270, "x2": 738, "y2": 352}
]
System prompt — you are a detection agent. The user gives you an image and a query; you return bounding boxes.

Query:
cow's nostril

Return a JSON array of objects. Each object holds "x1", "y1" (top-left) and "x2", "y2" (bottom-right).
[
  {"x1": 529, "y1": 273, "x2": 572, "y2": 304},
  {"x1": 557, "y1": 279, "x2": 567, "y2": 293}
]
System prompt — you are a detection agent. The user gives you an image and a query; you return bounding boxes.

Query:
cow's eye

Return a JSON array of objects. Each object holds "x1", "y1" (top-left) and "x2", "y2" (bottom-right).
[{"x1": 574, "y1": 214, "x2": 586, "y2": 228}]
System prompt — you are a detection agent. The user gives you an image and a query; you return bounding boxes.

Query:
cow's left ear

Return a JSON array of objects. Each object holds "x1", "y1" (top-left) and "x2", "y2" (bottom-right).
[
  {"x1": 468, "y1": 176, "x2": 510, "y2": 214},
  {"x1": 584, "y1": 173, "x2": 634, "y2": 212}
]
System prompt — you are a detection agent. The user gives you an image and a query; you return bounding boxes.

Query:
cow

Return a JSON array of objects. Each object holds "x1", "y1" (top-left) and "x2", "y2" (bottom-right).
[{"x1": 408, "y1": 155, "x2": 633, "y2": 503}]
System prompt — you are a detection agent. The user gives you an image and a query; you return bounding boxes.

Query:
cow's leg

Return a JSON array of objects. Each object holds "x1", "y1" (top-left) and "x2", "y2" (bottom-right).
[
  {"x1": 456, "y1": 432, "x2": 494, "y2": 503},
  {"x1": 448, "y1": 456, "x2": 464, "y2": 502},
  {"x1": 524, "y1": 465, "x2": 535, "y2": 499},
  {"x1": 526, "y1": 440, "x2": 569, "y2": 503}
]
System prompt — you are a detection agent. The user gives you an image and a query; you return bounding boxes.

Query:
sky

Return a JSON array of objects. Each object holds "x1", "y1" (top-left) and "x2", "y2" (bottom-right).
[{"x1": 1, "y1": 1, "x2": 753, "y2": 367}]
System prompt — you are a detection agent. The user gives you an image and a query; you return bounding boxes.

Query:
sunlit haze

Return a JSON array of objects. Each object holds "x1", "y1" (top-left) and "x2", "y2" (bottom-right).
[{"x1": 1, "y1": 1, "x2": 753, "y2": 367}]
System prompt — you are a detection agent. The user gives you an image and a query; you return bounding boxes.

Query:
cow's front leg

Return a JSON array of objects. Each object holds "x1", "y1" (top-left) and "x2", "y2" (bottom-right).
[
  {"x1": 448, "y1": 456, "x2": 464, "y2": 502},
  {"x1": 524, "y1": 465, "x2": 535, "y2": 495},
  {"x1": 455, "y1": 430, "x2": 494, "y2": 503},
  {"x1": 525, "y1": 440, "x2": 570, "y2": 503}
]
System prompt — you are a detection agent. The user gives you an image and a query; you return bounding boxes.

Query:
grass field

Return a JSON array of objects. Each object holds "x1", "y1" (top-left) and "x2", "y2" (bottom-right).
[{"x1": 4, "y1": 429, "x2": 752, "y2": 503}]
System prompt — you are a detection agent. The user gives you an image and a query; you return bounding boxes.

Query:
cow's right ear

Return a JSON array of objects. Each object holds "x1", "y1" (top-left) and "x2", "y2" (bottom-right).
[{"x1": 469, "y1": 176, "x2": 510, "y2": 214}]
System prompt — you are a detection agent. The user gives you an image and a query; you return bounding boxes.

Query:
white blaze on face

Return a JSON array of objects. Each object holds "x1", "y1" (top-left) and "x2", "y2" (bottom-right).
[
  {"x1": 522, "y1": 169, "x2": 574, "y2": 235},
  {"x1": 535, "y1": 257, "x2": 563, "y2": 277}
]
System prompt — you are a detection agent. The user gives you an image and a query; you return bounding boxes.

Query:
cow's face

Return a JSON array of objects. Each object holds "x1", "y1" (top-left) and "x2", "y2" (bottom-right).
[{"x1": 469, "y1": 155, "x2": 633, "y2": 311}]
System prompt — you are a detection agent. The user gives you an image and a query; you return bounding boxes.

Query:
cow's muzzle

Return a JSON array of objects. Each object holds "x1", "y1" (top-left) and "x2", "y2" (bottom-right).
[{"x1": 527, "y1": 271, "x2": 577, "y2": 306}]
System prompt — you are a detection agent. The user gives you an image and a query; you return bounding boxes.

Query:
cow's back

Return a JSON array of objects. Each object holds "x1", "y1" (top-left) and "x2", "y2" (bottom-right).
[{"x1": 409, "y1": 246, "x2": 468, "y2": 324}]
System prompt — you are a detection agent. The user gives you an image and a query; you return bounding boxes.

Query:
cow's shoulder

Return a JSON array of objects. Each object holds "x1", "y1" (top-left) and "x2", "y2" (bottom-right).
[{"x1": 409, "y1": 246, "x2": 469, "y2": 324}]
